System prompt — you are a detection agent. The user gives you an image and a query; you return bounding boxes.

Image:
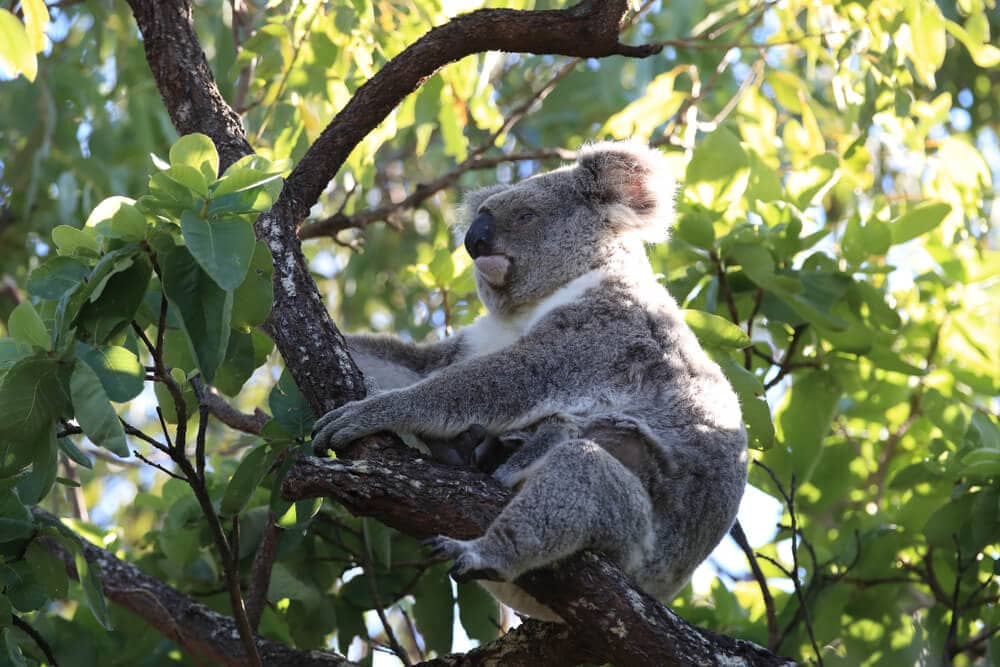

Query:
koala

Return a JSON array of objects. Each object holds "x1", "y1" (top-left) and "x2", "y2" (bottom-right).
[{"x1": 312, "y1": 140, "x2": 749, "y2": 621}]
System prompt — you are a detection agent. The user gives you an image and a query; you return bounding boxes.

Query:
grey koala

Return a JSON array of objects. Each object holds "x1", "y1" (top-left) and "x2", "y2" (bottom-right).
[{"x1": 312, "y1": 140, "x2": 749, "y2": 620}]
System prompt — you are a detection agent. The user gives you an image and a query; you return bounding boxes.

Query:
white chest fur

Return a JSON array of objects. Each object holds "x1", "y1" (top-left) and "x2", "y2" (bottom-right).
[{"x1": 461, "y1": 270, "x2": 604, "y2": 358}]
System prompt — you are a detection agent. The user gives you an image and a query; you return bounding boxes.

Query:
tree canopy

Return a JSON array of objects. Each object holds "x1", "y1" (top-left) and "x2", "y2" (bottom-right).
[{"x1": 0, "y1": 0, "x2": 998, "y2": 665}]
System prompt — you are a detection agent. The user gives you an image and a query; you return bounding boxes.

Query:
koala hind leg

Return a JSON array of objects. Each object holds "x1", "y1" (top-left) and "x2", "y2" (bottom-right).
[{"x1": 428, "y1": 438, "x2": 653, "y2": 583}]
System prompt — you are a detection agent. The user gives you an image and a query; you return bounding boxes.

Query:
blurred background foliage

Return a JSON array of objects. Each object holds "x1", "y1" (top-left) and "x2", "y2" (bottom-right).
[{"x1": 0, "y1": 0, "x2": 998, "y2": 665}]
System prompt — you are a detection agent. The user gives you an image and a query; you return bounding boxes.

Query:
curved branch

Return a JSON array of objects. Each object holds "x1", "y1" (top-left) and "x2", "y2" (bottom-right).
[
  {"x1": 33, "y1": 511, "x2": 350, "y2": 667},
  {"x1": 283, "y1": 449, "x2": 794, "y2": 667},
  {"x1": 280, "y1": 0, "x2": 659, "y2": 230}
]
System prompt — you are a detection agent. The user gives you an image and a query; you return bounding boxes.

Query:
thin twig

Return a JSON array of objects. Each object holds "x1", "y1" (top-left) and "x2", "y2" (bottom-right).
[
  {"x1": 730, "y1": 520, "x2": 778, "y2": 649},
  {"x1": 12, "y1": 615, "x2": 59, "y2": 666},
  {"x1": 121, "y1": 419, "x2": 171, "y2": 455},
  {"x1": 133, "y1": 450, "x2": 186, "y2": 481},
  {"x1": 361, "y1": 527, "x2": 411, "y2": 666},
  {"x1": 754, "y1": 461, "x2": 823, "y2": 664},
  {"x1": 245, "y1": 512, "x2": 281, "y2": 631}
]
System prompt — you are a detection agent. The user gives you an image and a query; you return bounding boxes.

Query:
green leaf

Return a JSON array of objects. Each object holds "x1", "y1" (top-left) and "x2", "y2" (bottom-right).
[
  {"x1": 163, "y1": 165, "x2": 208, "y2": 198},
  {"x1": 945, "y1": 19, "x2": 1000, "y2": 67},
  {"x1": 51, "y1": 225, "x2": 99, "y2": 258},
  {"x1": 674, "y1": 209, "x2": 717, "y2": 250},
  {"x1": 0, "y1": 356, "x2": 70, "y2": 445},
  {"x1": 169, "y1": 133, "x2": 220, "y2": 182},
  {"x1": 729, "y1": 244, "x2": 801, "y2": 295},
  {"x1": 685, "y1": 127, "x2": 749, "y2": 210},
  {"x1": 843, "y1": 216, "x2": 891, "y2": 264},
  {"x1": 960, "y1": 449, "x2": 1000, "y2": 478},
  {"x1": 457, "y1": 582, "x2": 499, "y2": 643},
  {"x1": 438, "y1": 98, "x2": 467, "y2": 162},
  {"x1": 231, "y1": 241, "x2": 274, "y2": 331},
  {"x1": 764, "y1": 370, "x2": 841, "y2": 485},
  {"x1": 84, "y1": 196, "x2": 146, "y2": 242},
  {"x1": 57, "y1": 436, "x2": 92, "y2": 470},
  {"x1": 160, "y1": 245, "x2": 233, "y2": 382},
  {"x1": 0, "y1": 341, "x2": 31, "y2": 373},
  {"x1": 15, "y1": 427, "x2": 57, "y2": 504},
  {"x1": 888, "y1": 202, "x2": 950, "y2": 245},
  {"x1": 683, "y1": 310, "x2": 751, "y2": 349},
  {"x1": 269, "y1": 370, "x2": 315, "y2": 439},
  {"x1": 25, "y1": 542, "x2": 67, "y2": 600},
  {"x1": 26, "y1": 257, "x2": 89, "y2": 300},
  {"x1": 70, "y1": 362, "x2": 129, "y2": 457},
  {"x1": 74, "y1": 342, "x2": 144, "y2": 403},
  {"x1": 220, "y1": 444, "x2": 269, "y2": 517},
  {"x1": 74, "y1": 550, "x2": 113, "y2": 630},
  {"x1": 180, "y1": 210, "x2": 256, "y2": 291},
  {"x1": 923, "y1": 492, "x2": 975, "y2": 547},
  {"x1": 73, "y1": 254, "x2": 152, "y2": 344},
  {"x1": 0, "y1": 491, "x2": 33, "y2": 543},
  {"x1": 20, "y1": 0, "x2": 48, "y2": 53},
  {"x1": 213, "y1": 169, "x2": 283, "y2": 197},
  {"x1": 413, "y1": 563, "x2": 454, "y2": 655},
  {"x1": 214, "y1": 329, "x2": 260, "y2": 397},
  {"x1": 907, "y1": 0, "x2": 946, "y2": 86},
  {"x1": 0, "y1": 9, "x2": 37, "y2": 81},
  {"x1": 7, "y1": 301, "x2": 50, "y2": 350},
  {"x1": 785, "y1": 153, "x2": 840, "y2": 209}
]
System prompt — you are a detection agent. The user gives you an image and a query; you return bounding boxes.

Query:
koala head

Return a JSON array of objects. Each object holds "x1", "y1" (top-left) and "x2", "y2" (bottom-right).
[{"x1": 459, "y1": 140, "x2": 676, "y2": 315}]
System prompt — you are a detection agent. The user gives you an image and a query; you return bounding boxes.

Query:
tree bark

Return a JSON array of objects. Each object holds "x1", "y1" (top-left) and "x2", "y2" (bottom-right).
[
  {"x1": 33, "y1": 511, "x2": 350, "y2": 667},
  {"x1": 284, "y1": 451, "x2": 795, "y2": 667}
]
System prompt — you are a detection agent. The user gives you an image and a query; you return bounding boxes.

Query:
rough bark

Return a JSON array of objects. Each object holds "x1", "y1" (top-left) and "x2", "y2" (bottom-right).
[
  {"x1": 123, "y1": 0, "x2": 252, "y2": 172},
  {"x1": 114, "y1": 1, "x2": 793, "y2": 665},
  {"x1": 33, "y1": 511, "x2": 350, "y2": 667},
  {"x1": 422, "y1": 621, "x2": 595, "y2": 667},
  {"x1": 283, "y1": 452, "x2": 795, "y2": 667}
]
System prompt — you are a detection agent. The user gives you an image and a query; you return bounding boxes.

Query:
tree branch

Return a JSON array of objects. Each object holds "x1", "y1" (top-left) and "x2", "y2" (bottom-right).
[
  {"x1": 283, "y1": 450, "x2": 794, "y2": 666},
  {"x1": 32, "y1": 511, "x2": 351, "y2": 667},
  {"x1": 123, "y1": 0, "x2": 251, "y2": 171}
]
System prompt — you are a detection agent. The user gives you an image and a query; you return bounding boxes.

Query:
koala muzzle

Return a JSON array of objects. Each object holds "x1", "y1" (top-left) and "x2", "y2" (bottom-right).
[{"x1": 464, "y1": 211, "x2": 495, "y2": 259}]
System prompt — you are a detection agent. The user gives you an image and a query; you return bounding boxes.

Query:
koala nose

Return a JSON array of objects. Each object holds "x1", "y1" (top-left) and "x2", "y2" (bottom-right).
[{"x1": 464, "y1": 212, "x2": 495, "y2": 259}]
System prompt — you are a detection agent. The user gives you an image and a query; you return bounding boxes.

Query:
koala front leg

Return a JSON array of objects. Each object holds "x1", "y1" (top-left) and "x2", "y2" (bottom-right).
[
  {"x1": 426, "y1": 438, "x2": 654, "y2": 583},
  {"x1": 313, "y1": 343, "x2": 566, "y2": 452}
]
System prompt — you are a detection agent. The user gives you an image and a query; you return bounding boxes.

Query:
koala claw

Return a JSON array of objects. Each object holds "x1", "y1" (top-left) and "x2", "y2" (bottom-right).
[
  {"x1": 311, "y1": 399, "x2": 390, "y2": 453},
  {"x1": 422, "y1": 536, "x2": 503, "y2": 582}
]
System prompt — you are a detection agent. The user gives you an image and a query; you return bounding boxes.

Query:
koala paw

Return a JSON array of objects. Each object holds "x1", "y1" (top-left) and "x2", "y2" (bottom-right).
[
  {"x1": 311, "y1": 398, "x2": 393, "y2": 454},
  {"x1": 422, "y1": 536, "x2": 503, "y2": 583}
]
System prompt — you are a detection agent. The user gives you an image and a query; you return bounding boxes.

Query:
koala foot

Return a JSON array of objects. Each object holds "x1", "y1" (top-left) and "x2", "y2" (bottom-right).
[{"x1": 422, "y1": 536, "x2": 504, "y2": 583}]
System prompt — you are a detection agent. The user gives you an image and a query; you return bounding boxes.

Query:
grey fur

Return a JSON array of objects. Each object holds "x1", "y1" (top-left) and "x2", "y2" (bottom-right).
[{"x1": 314, "y1": 140, "x2": 748, "y2": 620}]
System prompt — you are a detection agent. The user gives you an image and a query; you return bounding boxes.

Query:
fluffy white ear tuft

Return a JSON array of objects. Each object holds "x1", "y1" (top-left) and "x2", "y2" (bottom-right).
[{"x1": 574, "y1": 139, "x2": 677, "y2": 243}]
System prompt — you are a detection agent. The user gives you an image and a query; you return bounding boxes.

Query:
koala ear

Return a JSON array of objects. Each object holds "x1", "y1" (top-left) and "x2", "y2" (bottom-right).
[{"x1": 574, "y1": 140, "x2": 676, "y2": 242}]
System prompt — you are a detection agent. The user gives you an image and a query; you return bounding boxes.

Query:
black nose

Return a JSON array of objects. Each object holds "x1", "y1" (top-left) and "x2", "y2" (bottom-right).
[{"x1": 464, "y1": 212, "x2": 495, "y2": 259}]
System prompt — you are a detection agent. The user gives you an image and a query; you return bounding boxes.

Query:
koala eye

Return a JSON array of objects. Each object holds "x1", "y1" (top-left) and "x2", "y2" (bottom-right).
[{"x1": 518, "y1": 211, "x2": 537, "y2": 223}]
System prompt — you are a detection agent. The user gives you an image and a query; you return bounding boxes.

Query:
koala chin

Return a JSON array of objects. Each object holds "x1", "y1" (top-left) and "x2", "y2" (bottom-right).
[{"x1": 312, "y1": 140, "x2": 749, "y2": 621}]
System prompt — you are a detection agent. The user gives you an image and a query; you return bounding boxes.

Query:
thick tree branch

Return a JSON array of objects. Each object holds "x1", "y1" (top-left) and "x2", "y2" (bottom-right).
[
  {"x1": 420, "y1": 621, "x2": 594, "y2": 667},
  {"x1": 32, "y1": 511, "x2": 351, "y2": 667},
  {"x1": 283, "y1": 451, "x2": 794, "y2": 666},
  {"x1": 123, "y1": 0, "x2": 251, "y2": 171}
]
